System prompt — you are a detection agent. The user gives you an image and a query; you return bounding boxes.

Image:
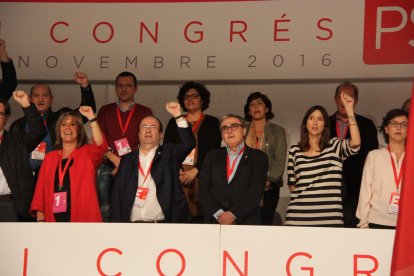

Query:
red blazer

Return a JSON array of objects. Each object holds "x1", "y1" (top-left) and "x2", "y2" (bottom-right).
[{"x1": 31, "y1": 139, "x2": 107, "y2": 222}]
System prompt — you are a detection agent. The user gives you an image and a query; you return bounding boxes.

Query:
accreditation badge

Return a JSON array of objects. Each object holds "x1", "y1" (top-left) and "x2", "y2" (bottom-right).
[
  {"x1": 134, "y1": 187, "x2": 149, "y2": 208},
  {"x1": 388, "y1": 192, "x2": 400, "y2": 215},
  {"x1": 31, "y1": 142, "x2": 46, "y2": 160},
  {"x1": 114, "y1": 138, "x2": 132, "y2": 156},
  {"x1": 53, "y1": 191, "x2": 67, "y2": 213}
]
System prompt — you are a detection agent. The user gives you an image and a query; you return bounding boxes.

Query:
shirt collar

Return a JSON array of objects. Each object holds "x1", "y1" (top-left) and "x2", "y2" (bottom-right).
[
  {"x1": 116, "y1": 100, "x2": 135, "y2": 112},
  {"x1": 226, "y1": 142, "x2": 245, "y2": 157}
]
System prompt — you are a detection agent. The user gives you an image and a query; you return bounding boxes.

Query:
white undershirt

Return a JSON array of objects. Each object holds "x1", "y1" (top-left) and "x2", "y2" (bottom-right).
[
  {"x1": 130, "y1": 146, "x2": 165, "y2": 222},
  {"x1": 0, "y1": 166, "x2": 12, "y2": 195}
]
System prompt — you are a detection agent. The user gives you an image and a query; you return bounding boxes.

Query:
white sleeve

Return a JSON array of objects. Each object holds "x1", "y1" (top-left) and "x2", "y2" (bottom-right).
[{"x1": 356, "y1": 151, "x2": 375, "y2": 228}]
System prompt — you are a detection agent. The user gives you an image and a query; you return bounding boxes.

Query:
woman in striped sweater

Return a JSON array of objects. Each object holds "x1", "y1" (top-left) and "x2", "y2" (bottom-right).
[{"x1": 285, "y1": 92, "x2": 361, "y2": 227}]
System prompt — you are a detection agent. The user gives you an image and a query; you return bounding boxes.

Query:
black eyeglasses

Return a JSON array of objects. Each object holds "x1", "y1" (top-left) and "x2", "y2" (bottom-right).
[
  {"x1": 388, "y1": 121, "x2": 408, "y2": 128},
  {"x1": 221, "y1": 123, "x2": 243, "y2": 133},
  {"x1": 184, "y1": 94, "x2": 200, "y2": 101}
]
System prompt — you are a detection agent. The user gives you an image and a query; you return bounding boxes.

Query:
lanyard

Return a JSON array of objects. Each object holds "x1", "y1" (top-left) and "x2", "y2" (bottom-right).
[
  {"x1": 138, "y1": 158, "x2": 154, "y2": 186},
  {"x1": 116, "y1": 104, "x2": 137, "y2": 136},
  {"x1": 387, "y1": 145, "x2": 405, "y2": 193},
  {"x1": 226, "y1": 146, "x2": 245, "y2": 181},
  {"x1": 187, "y1": 113, "x2": 204, "y2": 133},
  {"x1": 336, "y1": 120, "x2": 349, "y2": 139},
  {"x1": 58, "y1": 151, "x2": 75, "y2": 188}
]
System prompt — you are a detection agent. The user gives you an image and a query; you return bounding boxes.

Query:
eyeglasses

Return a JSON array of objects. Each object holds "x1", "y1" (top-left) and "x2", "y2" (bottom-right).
[
  {"x1": 221, "y1": 123, "x2": 243, "y2": 133},
  {"x1": 184, "y1": 94, "x2": 200, "y2": 101},
  {"x1": 388, "y1": 121, "x2": 408, "y2": 128},
  {"x1": 140, "y1": 124, "x2": 158, "y2": 130}
]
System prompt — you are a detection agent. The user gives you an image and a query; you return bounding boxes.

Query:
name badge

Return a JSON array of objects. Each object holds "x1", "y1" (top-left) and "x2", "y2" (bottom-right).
[
  {"x1": 114, "y1": 138, "x2": 132, "y2": 156},
  {"x1": 134, "y1": 187, "x2": 149, "y2": 208},
  {"x1": 31, "y1": 142, "x2": 47, "y2": 160},
  {"x1": 388, "y1": 192, "x2": 400, "y2": 215},
  {"x1": 182, "y1": 148, "x2": 195, "y2": 166},
  {"x1": 53, "y1": 191, "x2": 67, "y2": 213}
]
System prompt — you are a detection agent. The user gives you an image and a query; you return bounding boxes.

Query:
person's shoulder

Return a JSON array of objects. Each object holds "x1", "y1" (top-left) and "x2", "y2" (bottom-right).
[
  {"x1": 135, "y1": 103, "x2": 152, "y2": 114},
  {"x1": 99, "y1": 102, "x2": 117, "y2": 112},
  {"x1": 121, "y1": 150, "x2": 139, "y2": 161},
  {"x1": 355, "y1": 114, "x2": 375, "y2": 124},
  {"x1": 43, "y1": 150, "x2": 60, "y2": 161},
  {"x1": 370, "y1": 147, "x2": 386, "y2": 156},
  {"x1": 246, "y1": 145, "x2": 266, "y2": 157},
  {"x1": 204, "y1": 114, "x2": 219, "y2": 122},
  {"x1": 289, "y1": 144, "x2": 300, "y2": 151},
  {"x1": 267, "y1": 121, "x2": 285, "y2": 133},
  {"x1": 10, "y1": 115, "x2": 26, "y2": 130},
  {"x1": 205, "y1": 146, "x2": 225, "y2": 158}
]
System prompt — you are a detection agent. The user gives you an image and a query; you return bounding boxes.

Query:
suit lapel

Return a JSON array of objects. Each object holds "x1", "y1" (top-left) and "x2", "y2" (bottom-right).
[
  {"x1": 149, "y1": 145, "x2": 162, "y2": 187},
  {"x1": 218, "y1": 148, "x2": 228, "y2": 184}
]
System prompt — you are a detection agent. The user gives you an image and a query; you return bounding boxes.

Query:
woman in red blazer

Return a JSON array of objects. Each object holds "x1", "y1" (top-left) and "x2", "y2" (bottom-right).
[{"x1": 31, "y1": 106, "x2": 107, "y2": 222}]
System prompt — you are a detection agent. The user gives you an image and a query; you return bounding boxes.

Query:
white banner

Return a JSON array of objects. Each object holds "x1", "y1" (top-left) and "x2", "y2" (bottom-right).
[
  {"x1": 0, "y1": 0, "x2": 413, "y2": 81},
  {"x1": 0, "y1": 223, "x2": 394, "y2": 276}
]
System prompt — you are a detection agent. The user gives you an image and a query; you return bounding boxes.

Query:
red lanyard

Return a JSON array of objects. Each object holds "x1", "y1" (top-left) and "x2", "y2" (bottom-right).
[
  {"x1": 226, "y1": 146, "x2": 245, "y2": 181},
  {"x1": 387, "y1": 145, "x2": 405, "y2": 193},
  {"x1": 336, "y1": 121, "x2": 349, "y2": 139},
  {"x1": 187, "y1": 113, "x2": 204, "y2": 133},
  {"x1": 138, "y1": 158, "x2": 154, "y2": 186},
  {"x1": 116, "y1": 104, "x2": 137, "y2": 136},
  {"x1": 58, "y1": 151, "x2": 75, "y2": 188}
]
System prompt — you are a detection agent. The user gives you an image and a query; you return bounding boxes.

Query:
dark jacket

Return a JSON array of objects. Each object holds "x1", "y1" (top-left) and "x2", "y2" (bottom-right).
[
  {"x1": 0, "y1": 104, "x2": 47, "y2": 218},
  {"x1": 111, "y1": 124, "x2": 196, "y2": 223},
  {"x1": 10, "y1": 85, "x2": 96, "y2": 146},
  {"x1": 329, "y1": 113, "x2": 379, "y2": 201},
  {"x1": 199, "y1": 145, "x2": 269, "y2": 225},
  {"x1": 0, "y1": 60, "x2": 17, "y2": 101},
  {"x1": 164, "y1": 114, "x2": 221, "y2": 171}
]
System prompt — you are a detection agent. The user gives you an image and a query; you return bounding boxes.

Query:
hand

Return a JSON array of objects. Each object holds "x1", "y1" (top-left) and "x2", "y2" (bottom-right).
[
  {"x1": 217, "y1": 211, "x2": 236, "y2": 225},
  {"x1": 13, "y1": 91, "x2": 31, "y2": 108},
  {"x1": 166, "y1": 102, "x2": 182, "y2": 118},
  {"x1": 79, "y1": 106, "x2": 95, "y2": 120},
  {"x1": 111, "y1": 167, "x2": 118, "y2": 176},
  {"x1": 265, "y1": 180, "x2": 272, "y2": 191},
  {"x1": 74, "y1": 72, "x2": 89, "y2": 87},
  {"x1": 340, "y1": 91, "x2": 355, "y2": 113},
  {"x1": 179, "y1": 169, "x2": 186, "y2": 183},
  {"x1": 180, "y1": 168, "x2": 198, "y2": 185}
]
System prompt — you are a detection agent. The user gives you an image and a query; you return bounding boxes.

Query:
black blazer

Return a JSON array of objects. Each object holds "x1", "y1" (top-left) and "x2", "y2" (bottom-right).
[
  {"x1": 10, "y1": 85, "x2": 96, "y2": 145},
  {"x1": 164, "y1": 114, "x2": 221, "y2": 171},
  {"x1": 111, "y1": 124, "x2": 196, "y2": 223},
  {"x1": 0, "y1": 104, "x2": 47, "y2": 218},
  {"x1": 329, "y1": 113, "x2": 379, "y2": 200},
  {"x1": 0, "y1": 60, "x2": 17, "y2": 101},
  {"x1": 199, "y1": 145, "x2": 269, "y2": 225}
]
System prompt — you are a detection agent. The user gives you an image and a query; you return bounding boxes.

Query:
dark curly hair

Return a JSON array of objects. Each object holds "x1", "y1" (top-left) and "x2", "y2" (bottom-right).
[
  {"x1": 177, "y1": 81, "x2": 211, "y2": 112},
  {"x1": 243, "y1": 91, "x2": 274, "y2": 121}
]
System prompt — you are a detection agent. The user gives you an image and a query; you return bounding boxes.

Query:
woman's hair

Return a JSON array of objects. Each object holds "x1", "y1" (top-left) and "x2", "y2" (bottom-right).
[
  {"x1": 177, "y1": 81, "x2": 211, "y2": 112},
  {"x1": 379, "y1": 108, "x2": 409, "y2": 144},
  {"x1": 243, "y1": 91, "x2": 275, "y2": 121},
  {"x1": 54, "y1": 111, "x2": 89, "y2": 149},
  {"x1": 401, "y1": 98, "x2": 411, "y2": 112},
  {"x1": 298, "y1": 105, "x2": 330, "y2": 152}
]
